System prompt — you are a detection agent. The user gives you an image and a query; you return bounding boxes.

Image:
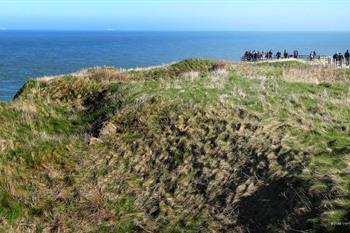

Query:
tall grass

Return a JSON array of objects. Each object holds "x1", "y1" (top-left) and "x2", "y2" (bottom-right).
[{"x1": 0, "y1": 59, "x2": 349, "y2": 232}]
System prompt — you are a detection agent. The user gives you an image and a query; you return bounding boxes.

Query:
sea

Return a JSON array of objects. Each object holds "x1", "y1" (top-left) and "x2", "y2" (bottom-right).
[{"x1": 1, "y1": 31, "x2": 350, "y2": 101}]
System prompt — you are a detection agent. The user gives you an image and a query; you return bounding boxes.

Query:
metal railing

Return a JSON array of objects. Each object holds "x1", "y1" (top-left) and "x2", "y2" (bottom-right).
[
  {"x1": 241, "y1": 55, "x2": 350, "y2": 67},
  {"x1": 241, "y1": 55, "x2": 330, "y2": 62}
]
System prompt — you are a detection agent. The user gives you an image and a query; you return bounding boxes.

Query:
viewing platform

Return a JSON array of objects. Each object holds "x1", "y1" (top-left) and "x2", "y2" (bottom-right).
[{"x1": 241, "y1": 55, "x2": 349, "y2": 67}]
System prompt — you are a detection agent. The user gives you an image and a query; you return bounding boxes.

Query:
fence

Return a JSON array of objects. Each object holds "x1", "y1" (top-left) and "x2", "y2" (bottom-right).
[{"x1": 240, "y1": 55, "x2": 350, "y2": 67}]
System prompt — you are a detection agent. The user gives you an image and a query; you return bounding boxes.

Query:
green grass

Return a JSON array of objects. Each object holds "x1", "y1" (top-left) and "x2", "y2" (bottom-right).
[
  {"x1": 0, "y1": 192, "x2": 23, "y2": 223},
  {"x1": 0, "y1": 59, "x2": 350, "y2": 232},
  {"x1": 113, "y1": 196, "x2": 136, "y2": 219},
  {"x1": 321, "y1": 209, "x2": 348, "y2": 227},
  {"x1": 255, "y1": 60, "x2": 310, "y2": 68}
]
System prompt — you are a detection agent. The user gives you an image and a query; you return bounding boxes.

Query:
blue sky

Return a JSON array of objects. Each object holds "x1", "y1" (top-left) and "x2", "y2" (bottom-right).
[{"x1": 0, "y1": 0, "x2": 349, "y2": 31}]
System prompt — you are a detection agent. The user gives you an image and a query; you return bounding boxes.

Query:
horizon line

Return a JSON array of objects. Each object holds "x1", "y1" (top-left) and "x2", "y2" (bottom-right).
[{"x1": 1, "y1": 29, "x2": 350, "y2": 32}]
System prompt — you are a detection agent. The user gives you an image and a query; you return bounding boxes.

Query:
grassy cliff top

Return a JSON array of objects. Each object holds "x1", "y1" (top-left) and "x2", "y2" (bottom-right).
[{"x1": 1, "y1": 59, "x2": 350, "y2": 232}]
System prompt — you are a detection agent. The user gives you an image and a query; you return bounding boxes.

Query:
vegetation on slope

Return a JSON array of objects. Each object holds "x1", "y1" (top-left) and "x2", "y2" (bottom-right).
[{"x1": 0, "y1": 59, "x2": 350, "y2": 232}]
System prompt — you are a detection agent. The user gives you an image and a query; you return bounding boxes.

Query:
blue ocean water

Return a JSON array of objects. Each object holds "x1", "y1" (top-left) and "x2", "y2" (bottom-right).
[{"x1": 1, "y1": 31, "x2": 350, "y2": 101}]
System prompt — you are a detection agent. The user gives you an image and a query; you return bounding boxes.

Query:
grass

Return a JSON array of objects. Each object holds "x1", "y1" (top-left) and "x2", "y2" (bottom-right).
[
  {"x1": 0, "y1": 191, "x2": 23, "y2": 223},
  {"x1": 0, "y1": 59, "x2": 350, "y2": 232},
  {"x1": 113, "y1": 196, "x2": 136, "y2": 219}
]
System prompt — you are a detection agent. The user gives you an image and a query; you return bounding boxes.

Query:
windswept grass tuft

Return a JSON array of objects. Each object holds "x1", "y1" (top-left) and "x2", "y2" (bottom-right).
[{"x1": 0, "y1": 59, "x2": 350, "y2": 232}]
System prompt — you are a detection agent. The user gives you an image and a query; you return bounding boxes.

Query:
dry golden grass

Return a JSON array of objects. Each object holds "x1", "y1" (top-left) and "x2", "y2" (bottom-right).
[
  {"x1": 10, "y1": 101, "x2": 38, "y2": 117},
  {"x1": 231, "y1": 61, "x2": 350, "y2": 83},
  {"x1": 1, "y1": 59, "x2": 350, "y2": 232},
  {"x1": 282, "y1": 65, "x2": 344, "y2": 83},
  {"x1": 86, "y1": 68, "x2": 132, "y2": 83}
]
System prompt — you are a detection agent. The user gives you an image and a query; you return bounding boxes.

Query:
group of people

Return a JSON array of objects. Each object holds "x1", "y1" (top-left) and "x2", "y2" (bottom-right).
[
  {"x1": 242, "y1": 50, "x2": 273, "y2": 61},
  {"x1": 333, "y1": 50, "x2": 350, "y2": 67},
  {"x1": 309, "y1": 51, "x2": 317, "y2": 61},
  {"x1": 242, "y1": 49, "x2": 350, "y2": 67},
  {"x1": 242, "y1": 49, "x2": 301, "y2": 61}
]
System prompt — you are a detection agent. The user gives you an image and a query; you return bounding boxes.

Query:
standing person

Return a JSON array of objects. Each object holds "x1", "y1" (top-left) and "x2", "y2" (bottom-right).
[
  {"x1": 345, "y1": 49, "x2": 350, "y2": 66},
  {"x1": 309, "y1": 51, "x2": 314, "y2": 61},
  {"x1": 247, "y1": 50, "x2": 252, "y2": 61},
  {"x1": 253, "y1": 50, "x2": 257, "y2": 61},
  {"x1": 336, "y1": 53, "x2": 340, "y2": 67},
  {"x1": 339, "y1": 53, "x2": 344, "y2": 67},
  {"x1": 268, "y1": 50, "x2": 273, "y2": 60},
  {"x1": 276, "y1": 51, "x2": 281, "y2": 60},
  {"x1": 333, "y1": 53, "x2": 338, "y2": 66},
  {"x1": 245, "y1": 51, "x2": 250, "y2": 61},
  {"x1": 283, "y1": 49, "x2": 288, "y2": 59},
  {"x1": 335, "y1": 52, "x2": 343, "y2": 67},
  {"x1": 293, "y1": 50, "x2": 299, "y2": 59}
]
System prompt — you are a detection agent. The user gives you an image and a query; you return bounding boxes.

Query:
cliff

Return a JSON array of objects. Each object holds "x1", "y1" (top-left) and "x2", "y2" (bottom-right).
[{"x1": 0, "y1": 59, "x2": 350, "y2": 232}]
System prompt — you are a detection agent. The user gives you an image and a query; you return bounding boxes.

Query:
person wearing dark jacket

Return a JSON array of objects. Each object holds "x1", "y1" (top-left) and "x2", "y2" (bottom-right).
[
  {"x1": 283, "y1": 50, "x2": 288, "y2": 59},
  {"x1": 276, "y1": 51, "x2": 282, "y2": 60},
  {"x1": 293, "y1": 50, "x2": 299, "y2": 59},
  {"x1": 268, "y1": 50, "x2": 273, "y2": 59},
  {"x1": 333, "y1": 53, "x2": 338, "y2": 66},
  {"x1": 345, "y1": 49, "x2": 350, "y2": 66},
  {"x1": 334, "y1": 52, "x2": 344, "y2": 67},
  {"x1": 309, "y1": 51, "x2": 314, "y2": 61}
]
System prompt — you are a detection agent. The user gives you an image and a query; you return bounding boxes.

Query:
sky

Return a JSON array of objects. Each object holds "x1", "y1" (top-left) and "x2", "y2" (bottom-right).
[{"x1": 0, "y1": 0, "x2": 349, "y2": 31}]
